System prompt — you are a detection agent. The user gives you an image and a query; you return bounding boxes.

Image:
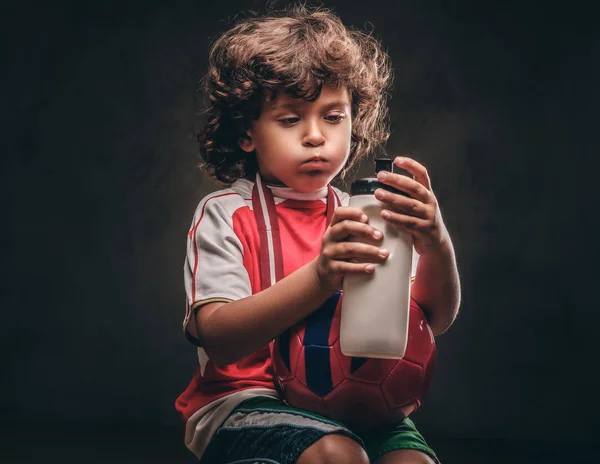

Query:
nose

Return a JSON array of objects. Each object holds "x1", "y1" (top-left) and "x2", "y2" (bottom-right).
[{"x1": 302, "y1": 120, "x2": 326, "y2": 147}]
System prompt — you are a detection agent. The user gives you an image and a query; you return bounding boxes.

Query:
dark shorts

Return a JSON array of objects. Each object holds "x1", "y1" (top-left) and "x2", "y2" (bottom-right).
[{"x1": 200, "y1": 396, "x2": 439, "y2": 464}]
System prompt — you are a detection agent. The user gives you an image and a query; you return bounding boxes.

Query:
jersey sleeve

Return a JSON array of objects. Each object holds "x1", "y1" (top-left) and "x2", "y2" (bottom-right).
[{"x1": 183, "y1": 193, "x2": 252, "y2": 345}]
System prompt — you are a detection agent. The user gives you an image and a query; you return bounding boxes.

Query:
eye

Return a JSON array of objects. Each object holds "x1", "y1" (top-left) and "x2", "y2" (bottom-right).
[
  {"x1": 279, "y1": 117, "x2": 300, "y2": 125},
  {"x1": 325, "y1": 113, "x2": 345, "y2": 123}
]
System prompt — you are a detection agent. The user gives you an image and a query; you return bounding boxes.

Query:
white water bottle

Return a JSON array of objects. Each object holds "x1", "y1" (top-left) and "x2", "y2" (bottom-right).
[{"x1": 340, "y1": 158, "x2": 414, "y2": 359}]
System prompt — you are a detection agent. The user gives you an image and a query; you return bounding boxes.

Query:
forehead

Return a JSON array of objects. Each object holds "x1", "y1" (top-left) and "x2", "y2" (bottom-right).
[{"x1": 264, "y1": 85, "x2": 350, "y2": 110}]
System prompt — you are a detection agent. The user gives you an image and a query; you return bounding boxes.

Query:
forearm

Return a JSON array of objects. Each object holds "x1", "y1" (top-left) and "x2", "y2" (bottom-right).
[
  {"x1": 198, "y1": 258, "x2": 332, "y2": 366},
  {"x1": 411, "y1": 236, "x2": 461, "y2": 336}
]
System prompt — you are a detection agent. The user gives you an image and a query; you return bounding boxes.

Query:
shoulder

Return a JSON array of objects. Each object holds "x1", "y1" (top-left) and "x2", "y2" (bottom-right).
[{"x1": 189, "y1": 184, "x2": 249, "y2": 233}]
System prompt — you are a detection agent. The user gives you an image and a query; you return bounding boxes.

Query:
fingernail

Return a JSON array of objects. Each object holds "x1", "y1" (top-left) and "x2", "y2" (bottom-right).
[
  {"x1": 396, "y1": 157, "x2": 405, "y2": 164},
  {"x1": 382, "y1": 210, "x2": 391, "y2": 219},
  {"x1": 378, "y1": 171, "x2": 389, "y2": 179},
  {"x1": 374, "y1": 189, "x2": 385, "y2": 199},
  {"x1": 379, "y1": 248, "x2": 390, "y2": 257},
  {"x1": 372, "y1": 230, "x2": 382, "y2": 239},
  {"x1": 365, "y1": 264, "x2": 375, "y2": 272},
  {"x1": 361, "y1": 214, "x2": 368, "y2": 222}
]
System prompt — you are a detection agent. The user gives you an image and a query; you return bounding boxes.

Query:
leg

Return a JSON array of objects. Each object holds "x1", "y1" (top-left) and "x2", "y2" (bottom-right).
[
  {"x1": 297, "y1": 433, "x2": 370, "y2": 464},
  {"x1": 199, "y1": 396, "x2": 365, "y2": 464},
  {"x1": 374, "y1": 449, "x2": 436, "y2": 464},
  {"x1": 362, "y1": 418, "x2": 439, "y2": 464}
]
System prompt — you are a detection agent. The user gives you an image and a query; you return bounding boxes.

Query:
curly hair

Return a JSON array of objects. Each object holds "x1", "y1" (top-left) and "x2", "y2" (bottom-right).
[{"x1": 197, "y1": 4, "x2": 393, "y2": 184}]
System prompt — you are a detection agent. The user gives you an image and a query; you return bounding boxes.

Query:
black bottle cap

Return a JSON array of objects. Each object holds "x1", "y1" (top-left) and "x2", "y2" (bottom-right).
[
  {"x1": 375, "y1": 157, "x2": 393, "y2": 174},
  {"x1": 350, "y1": 157, "x2": 409, "y2": 197}
]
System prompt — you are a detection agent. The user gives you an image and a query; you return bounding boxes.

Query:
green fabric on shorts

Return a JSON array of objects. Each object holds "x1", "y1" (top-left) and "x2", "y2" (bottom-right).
[
  {"x1": 209, "y1": 396, "x2": 439, "y2": 463},
  {"x1": 361, "y1": 416, "x2": 439, "y2": 462}
]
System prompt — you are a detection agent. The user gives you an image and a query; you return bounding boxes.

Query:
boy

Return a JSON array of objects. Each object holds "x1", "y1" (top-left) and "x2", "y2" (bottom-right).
[{"x1": 176, "y1": 5, "x2": 460, "y2": 463}]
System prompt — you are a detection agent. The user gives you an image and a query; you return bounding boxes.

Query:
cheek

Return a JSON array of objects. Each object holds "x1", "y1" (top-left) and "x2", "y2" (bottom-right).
[
  {"x1": 335, "y1": 123, "x2": 352, "y2": 150},
  {"x1": 345, "y1": 126, "x2": 352, "y2": 145},
  {"x1": 255, "y1": 125, "x2": 287, "y2": 150}
]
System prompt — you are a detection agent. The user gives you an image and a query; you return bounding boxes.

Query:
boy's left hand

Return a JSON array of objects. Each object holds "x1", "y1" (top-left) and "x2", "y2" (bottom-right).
[{"x1": 375, "y1": 156, "x2": 449, "y2": 256}]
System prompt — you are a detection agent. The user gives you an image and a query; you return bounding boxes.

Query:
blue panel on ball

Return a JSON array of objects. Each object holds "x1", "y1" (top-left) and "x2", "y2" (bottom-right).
[
  {"x1": 303, "y1": 292, "x2": 340, "y2": 346},
  {"x1": 351, "y1": 356, "x2": 368, "y2": 373},
  {"x1": 305, "y1": 345, "x2": 333, "y2": 396},
  {"x1": 303, "y1": 292, "x2": 340, "y2": 397}
]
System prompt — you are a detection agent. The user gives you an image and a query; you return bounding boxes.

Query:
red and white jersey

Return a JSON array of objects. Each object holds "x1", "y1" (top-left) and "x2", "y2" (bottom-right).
[
  {"x1": 175, "y1": 177, "x2": 419, "y2": 458},
  {"x1": 176, "y1": 178, "x2": 349, "y2": 457}
]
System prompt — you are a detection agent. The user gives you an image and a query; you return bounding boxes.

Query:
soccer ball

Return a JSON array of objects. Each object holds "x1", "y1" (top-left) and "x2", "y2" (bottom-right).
[{"x1": 271, "y1": 292, "x2": 436, "y2": 430}]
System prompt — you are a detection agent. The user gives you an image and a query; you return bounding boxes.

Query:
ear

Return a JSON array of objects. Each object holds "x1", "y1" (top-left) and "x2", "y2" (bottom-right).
[{"x1": 238, "y1": 129, "x2": 255, "y2": 153}]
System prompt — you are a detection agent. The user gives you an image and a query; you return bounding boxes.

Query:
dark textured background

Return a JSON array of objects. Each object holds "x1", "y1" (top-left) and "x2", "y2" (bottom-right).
[{"x1": 2, "y1": 0, "x2": 599, "y2": 461}]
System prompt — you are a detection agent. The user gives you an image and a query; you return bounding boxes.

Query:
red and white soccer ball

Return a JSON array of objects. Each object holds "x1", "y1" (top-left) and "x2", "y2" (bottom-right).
[{"x1": 271, "y1": 292, "x2": 436, "y2": 430}]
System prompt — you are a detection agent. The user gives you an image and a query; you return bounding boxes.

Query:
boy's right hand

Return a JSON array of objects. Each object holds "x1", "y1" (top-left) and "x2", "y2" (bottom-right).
[{"x1": 316, "y1": 207, "x2": 389, "y2": 292}]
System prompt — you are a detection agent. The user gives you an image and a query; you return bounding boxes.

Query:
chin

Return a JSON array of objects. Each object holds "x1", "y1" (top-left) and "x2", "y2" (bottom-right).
[{"x1": 292, "y1": 174, "x2": 333, "y2": 192}]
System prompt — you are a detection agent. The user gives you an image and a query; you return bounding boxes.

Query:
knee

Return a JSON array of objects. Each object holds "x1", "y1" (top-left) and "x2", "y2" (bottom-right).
[
  {"x1": 297, "y1": 433, "x2": 369, "y2": 464},
  {"x1": 373, "y1": 449, "x2": 436, "y2": 464}
]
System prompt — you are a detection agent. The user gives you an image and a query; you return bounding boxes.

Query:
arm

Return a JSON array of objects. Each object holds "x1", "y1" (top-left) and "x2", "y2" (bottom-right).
[
  {"x1": 195, "y1": 258, "x2": 330, "y2": 366},
  {"x1": 410, "y1": 235, "x2": 461, "y2": 335},
  {"x1": 374, "y1": 156, "x2": 461, "y2": 335},
  {"x1": 196, "y1": 207, "x2": 388, "y2": 367}
]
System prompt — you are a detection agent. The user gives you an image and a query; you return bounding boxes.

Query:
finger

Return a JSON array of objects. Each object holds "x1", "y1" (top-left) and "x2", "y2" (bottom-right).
[
  {"x1": 328, "y1": 219, "x2": 384, "y2": 242},
  {"x1": 330, "y1": 206, "x2": 369, "y2": 227},
  {"x1": 326, "y1": 241, "x2": 389, "y2": 263},
  {"x1": 376, "y1": 169, "x2": 433, "y2": 204},
  {"x1": 380, "y1": 209, "x2": 430, "y2": 231},
  {"x1": 393, "y1": 156, "x2": 432, "y2": 192},
  {"x1": 373, "y1": 188, "x2": 430, "y2": 219},
  {"x1": 330, "y1": 261, "x2": 377, "y2": 275}
]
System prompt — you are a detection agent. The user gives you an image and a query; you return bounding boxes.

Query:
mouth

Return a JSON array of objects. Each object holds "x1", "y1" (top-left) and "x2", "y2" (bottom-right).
[
  {"x1": 301, "y1": 162, "x2": 328, "y2": 173},
  {"x1": 302, "y1": 156, "x2": 328, "y2": 167}
]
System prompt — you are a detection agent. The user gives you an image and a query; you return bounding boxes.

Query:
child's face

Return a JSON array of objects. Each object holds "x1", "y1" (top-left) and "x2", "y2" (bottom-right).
[{"x1": 240, "y1": 85, "x2": 352, "y2": 192}]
